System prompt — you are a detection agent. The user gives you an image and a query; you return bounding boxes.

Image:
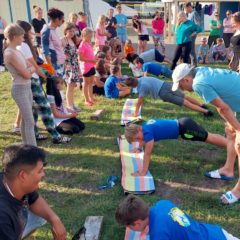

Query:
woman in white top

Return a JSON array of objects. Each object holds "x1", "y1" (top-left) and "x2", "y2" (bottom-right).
[
  {"x1": 132, "y1": 15, "x2": 149, "y2": 54},
  {"x1": 4, "y1": 24, "x2": 37, "y2": 146}
]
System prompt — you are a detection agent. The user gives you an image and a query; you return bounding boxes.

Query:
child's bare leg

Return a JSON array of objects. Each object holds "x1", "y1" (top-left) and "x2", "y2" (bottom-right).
[
  {"x1": 88, "y1": 76, "x2": 94, "y2": 102},
  {"x1": 119, "y1": 88, "x2": 131, "y2": 97},
  {"x1": 66, "y1": 82, "x2": 76, "y2": 108},
  {"x1": 83, "y1": 77, "x2": 90, "y2": 103},
  {"x1": 14, "y1": 109, "x2": 21, "y2": 128},
  {"x1": 205, "y1": 133, "x2": 227, "y2": 148}
]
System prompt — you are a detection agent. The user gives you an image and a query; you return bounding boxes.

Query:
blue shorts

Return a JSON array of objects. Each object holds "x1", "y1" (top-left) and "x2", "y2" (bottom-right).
[
  {"x1": 106, "y1": 89, "x2": 119, "y2": 99},
  {"x1": 117, "y1": 32, "x2": 127, "y2": 44}
]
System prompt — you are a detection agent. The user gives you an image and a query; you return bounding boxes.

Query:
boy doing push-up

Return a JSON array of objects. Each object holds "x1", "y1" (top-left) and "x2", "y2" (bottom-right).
[{"x1": 125, "y1": 118, "x2": 227, "y2": 176}]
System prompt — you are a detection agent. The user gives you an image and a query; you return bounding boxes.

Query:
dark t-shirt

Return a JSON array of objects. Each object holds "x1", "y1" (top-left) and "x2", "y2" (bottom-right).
[
  {"x1": 105, "y1": 17, "x2": 117, "y2": 39},
  {"x1": 31, "y1": 18, "x2": 46, "y2": 46},
  {"x1": 231, "y1": 34, "x2": 240, "y2": 52},
  {"x1": 0, "y1": 173, "x2": 39, "y2": 240}
]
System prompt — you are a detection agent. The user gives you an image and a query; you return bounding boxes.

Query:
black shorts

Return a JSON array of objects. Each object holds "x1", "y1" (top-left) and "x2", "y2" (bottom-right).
[
  {"x1": 155, "y1": 49, "x2": 165, "y2": 62},
  {"x1": 138, "y1": 35, "x2": 149, "y2": 41},
  {"x1": 83, "y1": 67, "x2": 96, "y2": 77},
  {"x1": 178, "y1": 117, "x2": 208, "y2": 142}
]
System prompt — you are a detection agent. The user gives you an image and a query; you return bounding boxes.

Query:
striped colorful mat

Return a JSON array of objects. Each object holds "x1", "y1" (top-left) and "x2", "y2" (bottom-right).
[
  {"x1": 118, "y1": 135, "x2": 155, "y2": 194},
  {"x1": 125, "y1": 227, "x2": 149, "y2": 240},
  {"x1": 121, "y1": 99, "x2": 142, "y2": 126}
]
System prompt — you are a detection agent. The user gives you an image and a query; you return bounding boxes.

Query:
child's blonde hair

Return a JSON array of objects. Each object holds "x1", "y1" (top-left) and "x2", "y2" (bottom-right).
[
  {"x1": 176, "y1": 11, "x2": 186, "y2": 27},
  {"x1": 97, "y1": 15, "x2": 106, "y2": 25},
  {"x1": 125, "y1": 124, "x2": 139, "y2": 143},
  {"x1": 216, "y1": 38, "x2": 224, "y2": 43},
  {"x1": 81, "y1": 27, "x2": 93, "y2": 39},
  {"x1": 4, "y1": 24, "x2": 25, "y2": 42},
  {"x1": 68, "y1": 12, "x2": 78, "y2": 22}
]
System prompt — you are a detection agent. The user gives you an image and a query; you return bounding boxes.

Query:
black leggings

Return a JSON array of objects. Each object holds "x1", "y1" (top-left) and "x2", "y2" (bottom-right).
[
  {"x1": 56, "y1": 118, "x2": 85, "y2": 135},
  {"x1": 178, "y1": 117, "x2": 208, "y2": 142},
  {"x1": 0, "y1": 34, "x2": 4, "y2": 66},
  {"x1": 171, "y1": 41, "x2": 191, "y2": 70}
]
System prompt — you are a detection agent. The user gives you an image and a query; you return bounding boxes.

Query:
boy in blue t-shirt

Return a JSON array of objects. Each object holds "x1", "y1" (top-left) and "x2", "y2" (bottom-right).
[
  {"x1": 133, "y1": 57, "x2": 172, "y2": 78},
  {"x1": 124, "y1": 118, "x2": 226, "y2": 176},
  {"x1": 115, "y1": 195, "x2": 238, "y2": 240},
  {"x1": 104, "y1": 65, "x2": 131, "y2": 99}
]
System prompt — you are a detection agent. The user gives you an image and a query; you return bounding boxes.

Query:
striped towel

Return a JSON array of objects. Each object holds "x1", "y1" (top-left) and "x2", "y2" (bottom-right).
[
  {"x1": 121, "y1": 99, "x2": 141, "y2": 126},
  {"x1": 118, "y1": 135, "x2": 155, "y2": 194},
  {"x1": 125, "y1": 227, "x2": 149, "y2": 240}
]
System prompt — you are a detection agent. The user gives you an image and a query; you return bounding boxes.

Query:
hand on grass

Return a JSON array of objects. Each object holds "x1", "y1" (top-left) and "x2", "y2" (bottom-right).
[{"x1": 131, "y1": 169, "x2": 147, "y2": 176}]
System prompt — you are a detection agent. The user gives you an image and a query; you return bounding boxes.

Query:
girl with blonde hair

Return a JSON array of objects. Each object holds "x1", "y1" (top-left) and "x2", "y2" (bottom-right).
[
  {"x1": 78, "y1": 28, "x2": 97, "y2": 106},
  {"x1": 95, "y1": 15, "x2": 111, "y2": 51},
  {"x1": 4, "y1": 24, "x2": 37, "y2": 145}
]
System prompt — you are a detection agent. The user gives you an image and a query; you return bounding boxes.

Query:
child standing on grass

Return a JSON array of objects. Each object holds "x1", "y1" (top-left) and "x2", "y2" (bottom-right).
[
  {"x1": 104, "y1": 65, "x2": 131, "y2": 99},
  {"x1": 47, "y1": 77, "x2": 85, "y2": 135},
  {"x1": 197, "y1": 37, "x2": 209, "y2": 64},
  {"x1": 62, "y1": 22, "x2": 81, "y2": 112},
  {"x1": 95, "y1": 15, "x2": 111, "y2": 51},
  {"x1": 78, "y1": 28, "x2": 97, "y2": 106}
]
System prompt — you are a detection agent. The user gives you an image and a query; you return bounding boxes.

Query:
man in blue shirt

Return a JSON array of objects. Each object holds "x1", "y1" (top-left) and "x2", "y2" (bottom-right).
[
  {"x1": 116, "y1": 195, "x2": 239, "y2": 240},
  {"x1": 115, "y1": 4, "x2": 128, "y2": 48},
  {"x1": 125, "y1": 77, "x2": 213, "y2": 118},
  {"x1": 172, "y1": 63, "x2": 240, "y2": 204},
  {"x1": 133, "y1": 57, "x2": 172, "y2": 78},
  {"x1": 124, "y1": 118, "x2": 226, "y2": 176}
]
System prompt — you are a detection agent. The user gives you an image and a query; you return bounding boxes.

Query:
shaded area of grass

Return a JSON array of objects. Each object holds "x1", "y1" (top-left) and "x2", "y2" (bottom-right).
[{"x1": 0, "y1": 63, "x2": 239, "y2": 239}]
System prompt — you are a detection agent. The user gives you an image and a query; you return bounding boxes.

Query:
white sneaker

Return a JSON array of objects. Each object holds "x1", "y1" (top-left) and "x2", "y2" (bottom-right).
[{"x1": 0, "y1": 66, "x2": 5, "y2": 72}]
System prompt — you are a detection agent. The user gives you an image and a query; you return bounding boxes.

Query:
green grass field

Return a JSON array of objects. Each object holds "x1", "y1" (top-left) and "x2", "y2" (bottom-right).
[{"x1": 0, "y1": 63, "x2": 239, "y2": 239}]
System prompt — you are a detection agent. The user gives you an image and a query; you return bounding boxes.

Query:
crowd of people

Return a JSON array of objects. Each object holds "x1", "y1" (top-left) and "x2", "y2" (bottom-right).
[{"x1": 0, "y1": 1, "x2": 240, "y2": 239}]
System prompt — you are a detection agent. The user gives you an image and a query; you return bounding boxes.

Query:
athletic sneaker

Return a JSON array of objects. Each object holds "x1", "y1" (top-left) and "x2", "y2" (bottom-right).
[
  {"x1": 52, "y1": 136, "x2": 71, "y2": 144},
  {"x1": 0, "y1": 66, "x2": 5, "y2": 72},
  {"x1": 12, "y1": 126, "x2": 21, "y2": 133}
]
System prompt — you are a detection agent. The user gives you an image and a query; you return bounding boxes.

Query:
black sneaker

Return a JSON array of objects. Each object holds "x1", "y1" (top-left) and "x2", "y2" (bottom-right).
[{"x1": 53, "y1": 136, "x2": 71, "y2": 144}]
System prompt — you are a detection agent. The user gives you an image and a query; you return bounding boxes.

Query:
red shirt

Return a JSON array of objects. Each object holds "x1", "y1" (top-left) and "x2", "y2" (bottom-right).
[{"x1": 152, "y1": 18, "x2": 165, "y2": 34}]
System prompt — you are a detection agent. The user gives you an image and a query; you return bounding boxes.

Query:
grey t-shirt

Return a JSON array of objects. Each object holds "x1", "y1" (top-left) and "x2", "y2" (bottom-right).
[
  {"x1": 187, "y1": 10, "x2": 200, "y2": 25},
  {"x1": 140, "y1": 49, "x2": 155, "y2": 63},
  {"x1": 137, "y1": 77, "x2": 164, "y2": 99}
]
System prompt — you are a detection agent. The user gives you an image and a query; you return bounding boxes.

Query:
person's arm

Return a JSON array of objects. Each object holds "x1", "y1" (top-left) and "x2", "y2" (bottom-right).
[
  {"x1": 27, "y1": 58, "x2": 47, "y2": 80},
  {"x1": 50, "y1": 103, "x2": 77, "y2": 119},
  {"x1": 94, "y1": 76, "x2": 104, "y2": 87},
  {"x1": 217, "y1": 20, "x2": 222, "y2": 28},
  {"x1": 4, "y1": 53, "x2": 33, "y2": 79},
  {"x1": 132, "y1": 140, "x2": 154, "y2": 176},
  {"x1": 134, "y1": 97, "x2": 143, "y2": 117},
  {"x1": 41, "y1": 28, "x2": 52, "y2": 65},
  {"x1": 78, "y1": 52, "x2": 97, "y2": 63},
  {"x1": 30, "y1": 196, "x2": 66, "y2": 240},
  {"x1": 211, "y1": 97, "x2": 240, "y2": 131}
]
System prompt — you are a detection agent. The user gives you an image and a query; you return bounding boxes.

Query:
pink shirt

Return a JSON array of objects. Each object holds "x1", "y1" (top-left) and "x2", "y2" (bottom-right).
[
  {"x1": 223, "y1": 18, "x2": 234, "y2": 34},
  {"x1": 77, "y1": 21, "x2": 87, "y2": 31},
  {"x1": 78, "y1": 41, "x2": 95, "y2": 74},
  {"x1": 152, "y1": 18, "x2": 165, "y2": 34},
  {"x1": 95, "y1": 24, "x2": 106, "y2": 46}
]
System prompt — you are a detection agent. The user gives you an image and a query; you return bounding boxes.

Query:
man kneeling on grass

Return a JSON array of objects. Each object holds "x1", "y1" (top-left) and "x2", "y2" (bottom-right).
[
  {"x1": 125, "y1": 118, "x2": 227, "y2": 176},
  {"x1": 125, "y1": 77, "x2": 213, "y2": 117},
  {"x1": 0, "y1": 144, "x2": 66, "y2": 240},
  {"x1": 115, "y1": 195, "x2": 239, "y2": 240}
]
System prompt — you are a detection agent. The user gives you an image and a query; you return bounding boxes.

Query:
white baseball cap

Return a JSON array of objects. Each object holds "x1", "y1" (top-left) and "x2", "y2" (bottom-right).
[{"x1": 172, "y1": 63, "x2": 194, "y2": 91}]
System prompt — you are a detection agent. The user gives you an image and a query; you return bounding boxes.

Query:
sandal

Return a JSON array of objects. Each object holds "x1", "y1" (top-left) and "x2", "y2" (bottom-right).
[
  {"x1": 36, "y1": 134, "x2": 48, "y2": 141},
  {"x1": 204, "y1": 169, "x2": 235, "y2": 181},
  {"x1": 52, "y1": 136, "x2": 71, "y2": 144},
  {"x1": 220, "y1": 191, "x2": 240, "y2": 205}
]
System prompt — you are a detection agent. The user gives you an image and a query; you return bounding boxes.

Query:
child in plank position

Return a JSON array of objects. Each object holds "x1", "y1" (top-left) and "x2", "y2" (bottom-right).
[
  {"x1": 125, "y1": 77, "x2": 213, "y2": 117},
  {"x1": 116, "y1": 195, "x2": 239, "y2": 240},
  {"x1": 104, "y1": 65, "x2": 131, "y2": 99},
  {"x1": 133, "y1": 57, "x2": 172, "y2": 78},
  {"x1": 124, "y1": 118, "x2": 227, "y2": 176}
]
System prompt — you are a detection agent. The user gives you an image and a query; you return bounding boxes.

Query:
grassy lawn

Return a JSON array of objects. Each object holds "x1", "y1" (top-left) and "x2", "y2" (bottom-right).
[{"x1": 0, "y1": 63, "x2": 239, "y2": 239}]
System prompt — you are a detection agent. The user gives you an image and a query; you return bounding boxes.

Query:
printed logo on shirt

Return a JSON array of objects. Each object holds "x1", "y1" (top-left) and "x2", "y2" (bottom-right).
[
  {"x1": 146, "y1": 119, "x2": 156, "y2": 125},
  {"x1": 169, "y1": 207, "x2": 191, "y2": 227}
]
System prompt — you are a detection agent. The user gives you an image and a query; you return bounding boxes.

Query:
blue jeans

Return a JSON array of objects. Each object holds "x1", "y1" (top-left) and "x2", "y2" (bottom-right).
[{"x1": 22, "y1": 211, "x2": 46, "y2": 239}]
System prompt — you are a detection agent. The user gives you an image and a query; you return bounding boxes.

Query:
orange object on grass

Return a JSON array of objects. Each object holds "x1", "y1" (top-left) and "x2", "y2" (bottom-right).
[{"x1": 124, "y1": 46, "x2": 135, "y2": 58}]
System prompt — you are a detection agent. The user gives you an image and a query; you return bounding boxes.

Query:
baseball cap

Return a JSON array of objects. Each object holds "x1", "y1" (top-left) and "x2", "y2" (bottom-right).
[{"x1": 172, "y1": 63, "x2": 194, "y2": 91}]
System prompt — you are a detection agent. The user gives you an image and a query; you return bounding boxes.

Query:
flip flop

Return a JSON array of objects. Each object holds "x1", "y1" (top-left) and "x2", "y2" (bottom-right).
[
  {"x1": 220, "y1": 191, "x2": 240, "y2": 205},
  {"x1": 204, "y1": 169, "x2": 236, "y2": 181}
]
